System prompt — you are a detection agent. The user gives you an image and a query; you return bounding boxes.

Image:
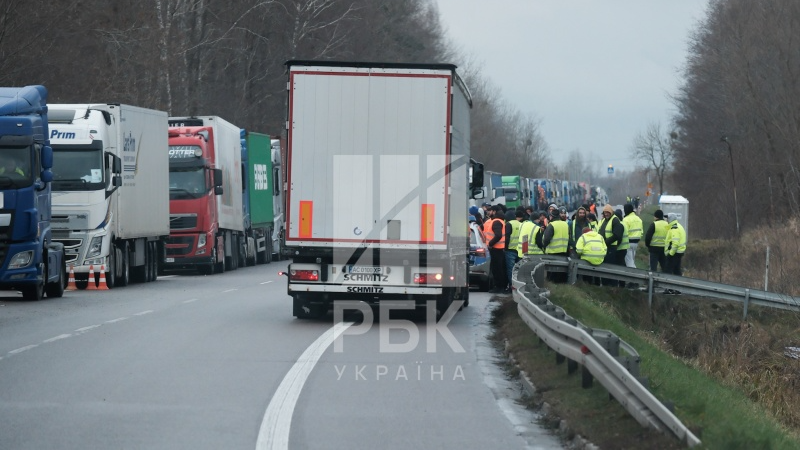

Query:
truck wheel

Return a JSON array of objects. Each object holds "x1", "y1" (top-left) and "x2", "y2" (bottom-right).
[
  {"x1": 213, "y1": 245, "x2": 225, "y2": 274},
  {"x1": 22, "y1": 263, "x2": 46, "y2": 300},
  {"x1": 45, "y1": 259, "x2": 66, "y2": 298},
  {"x1": 436, "y1": 287, "x2": 454, "y2": 321},
  {"x1": 260, "y1": 235, "x2": 272, "y2": 264},
  {"x1": 118, "y1": 242, "x2": 130, "y2": 287},
  {"x1": 107, "y1": 245, "x2": 117, "y2": 288}
]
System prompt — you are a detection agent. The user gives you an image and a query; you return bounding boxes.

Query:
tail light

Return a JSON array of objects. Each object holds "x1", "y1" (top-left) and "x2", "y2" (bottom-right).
[
  {"x1": 289, "y1": 269, "x2": 319, "y2": 281},
  {"x1": 413, "y1": 273, "x2": 443, "y2": 284}
]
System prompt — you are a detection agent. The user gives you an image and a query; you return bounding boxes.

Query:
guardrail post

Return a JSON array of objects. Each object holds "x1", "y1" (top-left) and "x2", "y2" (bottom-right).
[
  {"x1": 581, "y1": 365, "x2": 593, "y2": 388},
  {"x1": 743, "y1": 288, "x2": 750, "y2": 320},
  {"x1": 647, "y1": 271, "x2": 654, "y2": 310},
  {"x1": 568, "y1": 259, "x2": 578, "y2": 285},
  {"x1": 567, "y1": 358, "x2": 578, "y2": 374},
  {"x1": 556, "y1": 352, "x2": 565, "y2": 364}
]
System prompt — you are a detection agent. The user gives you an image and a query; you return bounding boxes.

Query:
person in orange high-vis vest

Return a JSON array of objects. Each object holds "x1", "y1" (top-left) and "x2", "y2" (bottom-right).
[{"x1": 485, "y1": 205, "x2": 507, "y2": 293}]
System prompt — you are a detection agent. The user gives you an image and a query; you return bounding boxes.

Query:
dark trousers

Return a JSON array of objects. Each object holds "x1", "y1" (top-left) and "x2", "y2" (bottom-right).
[
  {"x1": 665, "y1": 253, "x2": 684, "y2": 276},
  {"x1": 649, "y1": 247, "x2": 666, "y2": 272},
  {"x1": 489, "y1": 248, "x2": 507, "y2": 290},
  {"x1": 601, "y1": 246, "x2": 619, "y2": 286}
]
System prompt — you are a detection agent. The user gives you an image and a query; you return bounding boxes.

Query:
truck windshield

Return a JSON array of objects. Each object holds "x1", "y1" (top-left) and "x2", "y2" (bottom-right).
[
  {"x1": 0, "y1": 146, "x2": 33, "y2": 188},
  {"x1": 51, "y1": 146, "x2": 104, "y2": 191},
  {"x1": 505, "y1": 188, "x2": 519, "y2": 202},
  {"x1": 169, "y1": 167, "x2": 206, "y2": 199}
]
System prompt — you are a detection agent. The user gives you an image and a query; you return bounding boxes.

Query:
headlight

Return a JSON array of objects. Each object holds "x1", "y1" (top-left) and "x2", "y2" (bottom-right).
[
  {"x1": 86, "y1": 236, "x2": 104, "y2": 258},
  {"x1": 197, "y1": 233, "x2": 207, "y2": 248},
  {"x1": 8, "y1": 251, "x2": 33, "y2": 269}
]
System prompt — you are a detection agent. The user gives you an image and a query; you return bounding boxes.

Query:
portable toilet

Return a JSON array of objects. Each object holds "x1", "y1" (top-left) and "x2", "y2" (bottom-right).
[{"x1": 659, "y1": 195, "x2": 689, "y2": 240}]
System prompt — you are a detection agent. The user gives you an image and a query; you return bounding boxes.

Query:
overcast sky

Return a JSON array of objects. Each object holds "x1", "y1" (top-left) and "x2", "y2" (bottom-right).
[{"x1": 435, "y1": 0, "x2": 709, "y2": 173}]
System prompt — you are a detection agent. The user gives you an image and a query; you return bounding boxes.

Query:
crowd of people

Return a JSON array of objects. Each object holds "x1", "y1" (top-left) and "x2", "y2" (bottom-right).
[{"x1": 468, "y1": 200, "x2": 687, "y2": 293}]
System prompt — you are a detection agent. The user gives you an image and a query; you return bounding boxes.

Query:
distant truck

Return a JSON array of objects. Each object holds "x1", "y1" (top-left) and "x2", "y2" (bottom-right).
[
  {"x1": 49, "y1": 104, "x2": 169, "y2": 288},
  {"x1": 0, "y1": 86, "x2": 65, "y2": 299},
  {"x1": 164, "y1": 116, "x2": 244, "y2": 274},
  {"x1": 281, "y1": 60, "x2": 480, "y2": 318},
  {"x1": 242, "y1": 130, "x2": 284, "y2": 264}
]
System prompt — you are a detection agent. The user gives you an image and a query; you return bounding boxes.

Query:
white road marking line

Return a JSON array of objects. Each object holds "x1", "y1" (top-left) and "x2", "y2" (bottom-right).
[
  {"x1": 260, "y1": 281, "x2": 273, "y2": 285},
  {"x1": 43, "y1": 334, "x2": 72, "y2": 343},
  {"x1": 75, "y1": 325, "x2": 101, "y2": 333},
  {"x1": 183, "y1": 298, "x2": 198, "y2": 304},
  {"x1": 105, "y1": 317, "x2": 127, "y2": 324},
  {"x1": 222, "y1": 288, "x2": 238, "y2": 293},
  {"x1": 256, "y1": 322, "x2": 354, "y2": 450},
  {"x1": 133, "y1": 310, "x2": 154, "y2": 316},
  {"x1": 9, "y1": 345, "x2": 38, "y2": 355}
]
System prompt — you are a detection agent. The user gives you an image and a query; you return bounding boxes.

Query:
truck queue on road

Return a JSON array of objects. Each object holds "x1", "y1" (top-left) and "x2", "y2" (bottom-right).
[{"x1": 0, "y1": 86, "x2": 287, "y2": 298}]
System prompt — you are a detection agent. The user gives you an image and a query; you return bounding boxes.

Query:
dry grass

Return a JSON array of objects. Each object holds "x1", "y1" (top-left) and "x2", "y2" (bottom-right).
[{"x1": 685, "y1": 218, "x2": 800, "y2": 297}]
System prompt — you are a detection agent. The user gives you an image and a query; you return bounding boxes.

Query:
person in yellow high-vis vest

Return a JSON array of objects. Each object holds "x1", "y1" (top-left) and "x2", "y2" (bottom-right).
[
  {"x1": 622, "y1": 203, "x2": 643, "y2": 268},
  {"x1": 664, "y1": 213, "x2": 687, "y2": 276},
  {"x1": 517, "y1": 213, "x2": 544, "y2": 258},
  {"x1": 644, "y1": 209, "x2": 670, "y2": 272}
]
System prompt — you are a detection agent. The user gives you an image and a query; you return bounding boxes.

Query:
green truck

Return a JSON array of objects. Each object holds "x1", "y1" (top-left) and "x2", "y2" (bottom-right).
[
  {"x1": 243, "y1": 131, "x2": 285, "y2": 264},
  {"x1": 501, "y1": 175, "x2": 528, "y2": 209}
]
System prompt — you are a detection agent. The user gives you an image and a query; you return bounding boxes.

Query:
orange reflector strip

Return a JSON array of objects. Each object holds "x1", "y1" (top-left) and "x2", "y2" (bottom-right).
[
  {"x1": 421, "y1": 204, "x2": 435, "y2": 241},
  {"x1": 299, "y1": 201, "x2": 313, "y2": 238}
]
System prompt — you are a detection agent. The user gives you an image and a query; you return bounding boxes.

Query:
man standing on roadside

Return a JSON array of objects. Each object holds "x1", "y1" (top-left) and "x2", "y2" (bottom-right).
[
  {"x1": 622, "y1": 203, "x2": 643, "y2": 268},
  {"x1": 664, "y1": 213, "x2": 687, "y2": 275},
  {"x1": 485, "y1": 205, "x2": 507, "y2": 294},
  {"x1": 644, "y1": 209, "x2": 670, "y2": 272}
]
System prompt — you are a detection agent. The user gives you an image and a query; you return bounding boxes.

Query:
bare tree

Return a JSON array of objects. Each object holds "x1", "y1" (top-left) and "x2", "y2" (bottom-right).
[{"x1": 630, "y1": 122, "x2": 674, "y2": 197}]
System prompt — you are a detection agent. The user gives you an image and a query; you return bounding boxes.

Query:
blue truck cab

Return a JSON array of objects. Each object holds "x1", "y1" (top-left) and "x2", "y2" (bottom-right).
[{"x1": 0, "y1": 86, "x2": 65, "y2": 299}]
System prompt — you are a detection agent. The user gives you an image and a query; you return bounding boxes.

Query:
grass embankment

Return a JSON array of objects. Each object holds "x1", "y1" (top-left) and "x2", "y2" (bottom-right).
[{"x1": 493, "y1": 214, "x2": 800, "y2": 449}]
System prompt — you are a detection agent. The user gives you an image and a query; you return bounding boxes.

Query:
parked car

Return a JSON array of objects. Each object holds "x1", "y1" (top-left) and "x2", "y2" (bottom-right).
[{"x1": 468, "y1": 220, "x2": 492, "y2": 291}]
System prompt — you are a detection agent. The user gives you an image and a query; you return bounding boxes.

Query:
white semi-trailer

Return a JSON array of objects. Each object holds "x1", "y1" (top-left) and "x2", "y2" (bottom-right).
[
  {"x1": 281, "y1": 60, "x2": 482, "y2": 319},
  {"x1": 48, "y1": 104, "x2": 169, "y2": 287}
]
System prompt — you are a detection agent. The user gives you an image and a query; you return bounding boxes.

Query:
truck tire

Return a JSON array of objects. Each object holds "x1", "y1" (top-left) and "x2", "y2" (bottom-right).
[
  {"x1": 107, "y1": 244, "x2": 117, "y2": 288},
  {"x1": 213, "y1": 243, "x2": 225, "y2": 274},
  {"x1": 22, "y1": 262, "x2": 46, "y2": 300},
  {"x1": 260, "y1": 234, "x2": 272, "y2": 264},
  {"x1": 118, "y1": 242, "x2": 130, "y2": 287},
  {"x1": 131, "y1": 242, "x2": 147, "y2": 283},
  {"x1": 45, "y1": 259, "x2": 66, "y2": 298}
]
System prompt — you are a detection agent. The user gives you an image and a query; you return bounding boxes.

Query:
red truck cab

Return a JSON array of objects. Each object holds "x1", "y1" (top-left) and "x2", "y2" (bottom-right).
[{"x1": 164, "y1": 127, "x2": 224, "y2": 274}]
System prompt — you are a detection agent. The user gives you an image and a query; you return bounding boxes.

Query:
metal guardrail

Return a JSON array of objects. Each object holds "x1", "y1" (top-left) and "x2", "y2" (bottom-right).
[
  {"x1": 511, "y1": 258, "x2": 702, "y2": 447},
  {"x1": 535, "y1": 255, "x2": 800, "y2": 319}
]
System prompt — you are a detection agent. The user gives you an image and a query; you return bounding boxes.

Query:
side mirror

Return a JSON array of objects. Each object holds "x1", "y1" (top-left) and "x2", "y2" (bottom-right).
[
  {"x1": 41, "y1": 145, "x2": 53, "y2": 170},
  {"x1": 113, "y1": 155, "x2": 122, "y2": 174},
  {"x1": 213, "y1": 168, "x2": 223, "y2": 188},
  {"x1": 113, "y1": 176, "x2": 122, "y2": 187},
  {"x1": 472, "y1": 188, "x2": 485, "y2": 199},
  {"x1": 214, "y1": 186, "x2": 223, "y2": 196},
  {"x1": 41, "y1": 169, "x2": 53, "y2": 183},
  {"x1": 469, "y1": 159, "x2": 484, "y2": 191}
]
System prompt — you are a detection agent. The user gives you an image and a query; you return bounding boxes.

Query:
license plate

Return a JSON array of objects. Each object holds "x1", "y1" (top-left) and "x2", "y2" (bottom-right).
[
  {"x1": 165, "y1": 257, "x2": 175, "y2": 263},
  {"x1": 344, "y1": 265, "x2": 384, "y2": 274}
]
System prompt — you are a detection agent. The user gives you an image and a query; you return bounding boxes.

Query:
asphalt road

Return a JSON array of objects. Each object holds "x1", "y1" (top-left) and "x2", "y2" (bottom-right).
[{"x1": 0, "y1": 263, "x2": 563, "y2": 450}]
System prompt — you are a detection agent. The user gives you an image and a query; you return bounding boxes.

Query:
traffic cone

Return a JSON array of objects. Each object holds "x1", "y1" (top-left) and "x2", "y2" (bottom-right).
[
  {"x1": 97, "y1": 265, "x2": 109, "y2": 290},
  {"x1": 86, "y1": 265, "x2": 97, "y2": 290},
  {"x1": 66, "y1": 264, "x2": 78, "y2": 291}
]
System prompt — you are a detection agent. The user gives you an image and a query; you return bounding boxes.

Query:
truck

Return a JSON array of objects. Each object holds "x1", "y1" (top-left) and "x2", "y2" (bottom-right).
[
  {"x1": 48, "y1": 104, "x2": 169, "y2": 288},
  {"x1": 281, "y1": 60, "x2": 481, "y2": 319},
  {"x1": 0, "y1": 86, "x2": 65, "y2": 299},
  {"x1": 164, "y1": 116, "x2": 243, "y2": 274},
  {"x1": 501, "y1": 175, "x2": 529, "y2": 209},
  {"x1": 241, "y1": 130, "x2": 284, "y2": 265}
]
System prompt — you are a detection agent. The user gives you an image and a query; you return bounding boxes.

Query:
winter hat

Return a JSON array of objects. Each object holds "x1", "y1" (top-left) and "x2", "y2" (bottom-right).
[
  {"x1": 623, "y1": 203, "x2": 634, "y2": 215},
  {"x1": 654, "y1": 209, "x2": 664, "y2": 219},
  {"x1": 615, "y1": 209, "x2": 623, "y2": 220},
  {"x1": 602, "y1": 204, "x2": 614, "y2": 214},
  {"x1": 469, "y1": 205, "x2": 479, "y2": 216},
  {"x1": 582, "y1": 227, "x2": 592, "y2": 233},
  {"x1": 505, "y1": 210, "x2": 516, "y2": 221}
]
